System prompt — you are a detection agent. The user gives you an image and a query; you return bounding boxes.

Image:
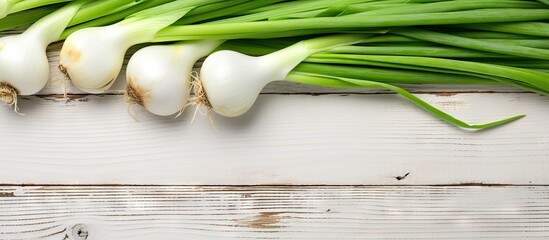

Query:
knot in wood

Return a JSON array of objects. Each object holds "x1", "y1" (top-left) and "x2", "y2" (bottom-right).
[{"x1": 71, "y1": 224, "x2": 89, "y2": 240}]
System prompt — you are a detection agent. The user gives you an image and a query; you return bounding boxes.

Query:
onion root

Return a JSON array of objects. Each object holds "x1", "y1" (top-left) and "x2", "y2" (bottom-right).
[{"x1": 0, "y1": 82, "x2": 22, "y2": 114}]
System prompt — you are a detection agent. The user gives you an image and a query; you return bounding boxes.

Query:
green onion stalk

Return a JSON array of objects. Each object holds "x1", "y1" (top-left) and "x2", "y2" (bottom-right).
[
  {"x1": 0, "y1": 0, "x2": 73, "y2": 19},
  {"x1": 194, "y1": 34, "x2": 526, "y2": 130},
  {"x1": 154, "y1": 5, "x2": 549, "y2": 41}
]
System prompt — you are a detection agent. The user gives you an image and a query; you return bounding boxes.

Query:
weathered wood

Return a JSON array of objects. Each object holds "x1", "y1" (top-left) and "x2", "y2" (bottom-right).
[
  {"x1": 1, "y1": 93, "x2": 548, "y2": 185},
  {"x1": 0, "y1": 186, "x2": 548, "y2": 240}
]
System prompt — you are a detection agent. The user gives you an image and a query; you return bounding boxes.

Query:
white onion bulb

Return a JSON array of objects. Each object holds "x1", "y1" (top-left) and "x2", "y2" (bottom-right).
[
  {"x1": 0, "y1": 2, "x2": 81, "y2": 110},
  {"x1": 59, "y1": 24, "x2": 142, "y2": 93},
  {"x1": 125, "y1": 40, "x2": 221, "y2": 116},
  {"x1": 59, "y1": 1, "x2": 195, "y2": 94},
  {"x1": 0, "y1": 35, "x2": 49, "y2": 96},
  {"x1": 200, "y1": 42, "x2": 317, "y2": 117},
  {"x1": 200, "y1": 35, "x2": 365, "y2": 117}
]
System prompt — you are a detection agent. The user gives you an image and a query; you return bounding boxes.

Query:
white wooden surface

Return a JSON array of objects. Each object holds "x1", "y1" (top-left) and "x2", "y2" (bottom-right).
[
  {"x1": 1, "y1": 186, "x2": 549, "y2": 240},
  {"x1": 1, "y1": 36, "x2": 549, "y2": 239},
  {"x1": 1, "y1": 92, "x2": 548, "y2": 185}
]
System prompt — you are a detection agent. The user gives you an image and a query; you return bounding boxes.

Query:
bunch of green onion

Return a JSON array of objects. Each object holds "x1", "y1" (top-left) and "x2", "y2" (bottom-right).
[{"x1": 1, "y1": 0, "x2": 549, "y2": 130}]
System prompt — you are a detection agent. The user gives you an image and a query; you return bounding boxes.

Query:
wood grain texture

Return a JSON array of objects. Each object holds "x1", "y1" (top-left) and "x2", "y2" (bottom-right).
[
  {"x1": 1, "y1": 93, "x2": 548, "y2": 185},
  {"x1": 0, "y1": 186, "x2": 548, "y2": 240}
]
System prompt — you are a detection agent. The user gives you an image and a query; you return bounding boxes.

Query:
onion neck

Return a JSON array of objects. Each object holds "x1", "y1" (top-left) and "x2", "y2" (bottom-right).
[
  {"x1": 114, "y1": 4, "x2": 196, "y2": 46},
  {"x1": 23, "y1": 0, "x2": 83, "y2": 47},
  {"x1": 262, "y1": 34, "x2": 369, "y2": 81},
  {"x1": 0, "y1": 0, "x2": 14, "y2": 18},
  {"x1": 172, "y1": 40, "x2": 224, "y2": 60}
]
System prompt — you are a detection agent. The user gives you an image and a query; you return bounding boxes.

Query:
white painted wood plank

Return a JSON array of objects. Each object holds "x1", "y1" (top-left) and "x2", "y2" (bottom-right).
[
  {"x1": 0, "y1": 93, "x2": 547, "y2": 185},
  {"x1": 0, "y1": 186, "x2": 548, "y2": 240}
]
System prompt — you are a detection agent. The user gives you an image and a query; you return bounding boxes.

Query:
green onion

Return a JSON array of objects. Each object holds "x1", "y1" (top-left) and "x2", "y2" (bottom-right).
[
  {"x1": 197, "y1": 33, "x2": 526, "y2": 130},
  {"x1": 199, "y1": 34, "x2": 368, "y2": 117}
]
